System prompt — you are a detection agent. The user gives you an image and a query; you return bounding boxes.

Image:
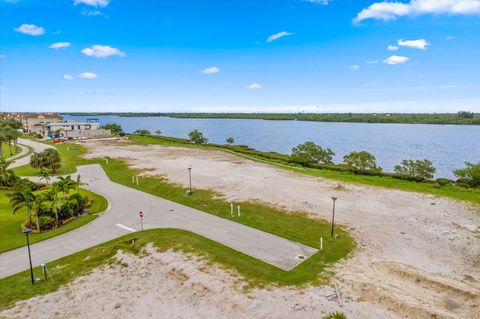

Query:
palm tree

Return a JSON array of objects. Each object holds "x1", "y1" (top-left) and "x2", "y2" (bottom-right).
[
  {"x1": 42, "y1": 184, "x2": 61, "y2": 227},
  {"x1": 7, "y1": 182, "x2": 36, "y2": 228},
  {"x1": 0, "y1": 157, "x2": 12, "y2": 186},
  {"x1": 73, "y1": 174, "x2": 87, "y2": 194},
  {"x1": 40, "y1": 168, "x2": 51, "y2": 184},
  {"x1": 55, "y1": 176, "x2": 76, "y2": 199}
]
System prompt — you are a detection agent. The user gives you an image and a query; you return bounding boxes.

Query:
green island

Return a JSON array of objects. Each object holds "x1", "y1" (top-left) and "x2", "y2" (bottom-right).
[{"x1": 63, "y1": 111, "x2": 480, "y2": 125}]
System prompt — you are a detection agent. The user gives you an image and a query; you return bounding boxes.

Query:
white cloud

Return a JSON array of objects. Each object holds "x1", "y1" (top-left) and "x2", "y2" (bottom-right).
[
  {"x1": 445, "y1": 35, "x2": 455, "y2": 40},
  {"x1": 267, "y1": 31, "x2": 293, "y2": 43},
  {"x1": 388, "y1": 45, "x2": 399, "y2": 51},
  {"x1": 398, "y1": 39, "x2": 429, "y2": 49},
  {"x1": 303, "y1": 0, "x2": 329, "y2": 5},
  {"x1": 49, "y1": 42, "x2": 71, "y2": 49},
  {"x1": 383, "y1": 55, "x2": 410, "y2": 65},
  {"x1": 350, "y1": 65, "x2": 360, "y2": 70},
  {"x1": 354, "y1": 0, "x2": 480, "y2": 22},
  {"x1": 14, "y1": 24, "x2": 45, "y2": 36},
  {"x1": 73, "y1": 0, "x2": 109, "y2": 7},
  {"x1": 82, "y1": 10, "x2": 102, "y2": 16},
  {"x1": 201, "y1": 66, "x2": 220, "y2": 75},
  {"x1": 63, "y1": 74, "x2": 74, "y2": 80},
  {"x1": 246, "y1": 83, "x2": 262, "y2": 90},
  {"x1": 81, "y1": 45, "x2": 125, "y2": 58},
  {"x1": 366, "y1": 60, "x2": 379, "y2": 64},
  {"x1": 79, "y1": 72, "x2": 98, "y2": 79}
]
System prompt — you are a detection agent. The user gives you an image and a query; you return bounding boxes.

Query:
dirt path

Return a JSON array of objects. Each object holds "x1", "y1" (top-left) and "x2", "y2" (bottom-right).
[{"x1": 6, "y1": 140, "x2": 478, "y2": 318}]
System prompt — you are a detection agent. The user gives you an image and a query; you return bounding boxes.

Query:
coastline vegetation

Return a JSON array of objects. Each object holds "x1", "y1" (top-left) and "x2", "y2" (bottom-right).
[
  {"x1": 127, "y1": 134, "x2": 480, "y2": 205},
  {"x1": 63, "y1": 111, "x2": 480, "y2": 125}
]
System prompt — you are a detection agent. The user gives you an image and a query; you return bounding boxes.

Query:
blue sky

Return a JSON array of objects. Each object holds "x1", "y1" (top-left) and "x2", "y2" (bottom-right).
[{"x1": 1, "y1": 0, "x2": 480, "y2": 113}]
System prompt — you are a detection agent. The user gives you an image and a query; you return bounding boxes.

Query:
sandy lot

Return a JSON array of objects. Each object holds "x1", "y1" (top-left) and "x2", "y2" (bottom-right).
[
  {"x1": 1, "y1": 246, "x2": 391, "y2": 319},
  {"x1": 4, "y1": 140, "x2": 479, "y2": 318}
]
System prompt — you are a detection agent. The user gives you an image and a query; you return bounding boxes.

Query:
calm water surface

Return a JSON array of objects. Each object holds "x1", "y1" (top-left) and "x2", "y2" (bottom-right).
[{"x1": 65, "y1": 115, "x2": 480, "y2": 178}]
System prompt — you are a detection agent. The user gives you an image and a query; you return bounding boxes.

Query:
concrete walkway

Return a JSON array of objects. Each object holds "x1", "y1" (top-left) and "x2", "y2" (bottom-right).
[{"x1": 1, "y1": 158, "x2": 317, "y2": 278}]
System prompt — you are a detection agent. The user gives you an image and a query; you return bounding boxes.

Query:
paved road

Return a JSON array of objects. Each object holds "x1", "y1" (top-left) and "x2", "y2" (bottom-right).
[
  {"x1": 7, "y1": 138, "x2": 53, "y2": 169},
  {"x1": 0, "y1": 142, "x2": 317, "y2": 278}
]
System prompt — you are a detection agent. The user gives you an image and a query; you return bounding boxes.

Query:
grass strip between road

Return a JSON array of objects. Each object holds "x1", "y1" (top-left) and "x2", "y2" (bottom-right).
[{"x1": 0, "y1": 188, "x2": 108, "y2": 253}]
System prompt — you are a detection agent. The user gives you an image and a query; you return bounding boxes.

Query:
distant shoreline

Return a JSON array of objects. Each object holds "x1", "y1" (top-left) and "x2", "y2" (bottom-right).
[{"x1": 62, "y1": 112, "x2": 480, "y2": 125}]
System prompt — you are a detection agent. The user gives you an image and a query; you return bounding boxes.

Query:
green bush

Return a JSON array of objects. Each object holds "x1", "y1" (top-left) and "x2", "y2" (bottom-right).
[{"x1": 323, "y1": 312, "x2": 347, "y2": 319}]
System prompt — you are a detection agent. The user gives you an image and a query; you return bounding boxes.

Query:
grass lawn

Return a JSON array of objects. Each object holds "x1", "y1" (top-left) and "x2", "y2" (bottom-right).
[
  {"x1": 12, "y1": 142, "x2": 98, "y2": 176},
  {"x1": 129, "y1": 135, "x2": 480, "y2": 206},
  {"x1": 1, "y1": 143, "x2": 21, "y2": 158},
  {"x1": 0, "y1": 188, "x2": 108, "y2": 253}
]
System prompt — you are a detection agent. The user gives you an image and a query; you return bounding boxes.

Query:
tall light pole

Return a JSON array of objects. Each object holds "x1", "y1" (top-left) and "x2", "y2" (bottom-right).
[
  {"x1": 187, "y1": 166, "x2": 192, "y2": 195},
  {"x1": 331, "y1": 197, "x2": 337, "y2": 239},
  {"x1": 23, "y1": 228, "x2": 34, "y2": 285}
]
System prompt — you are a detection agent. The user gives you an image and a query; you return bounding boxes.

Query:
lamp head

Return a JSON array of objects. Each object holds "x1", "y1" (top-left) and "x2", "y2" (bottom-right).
[
  {"x1": 332, "y1": 197, "x2": 338, "y2": 201},
  {"x1": 22, "y1": 228, "x2": 32, "y2": 234}
]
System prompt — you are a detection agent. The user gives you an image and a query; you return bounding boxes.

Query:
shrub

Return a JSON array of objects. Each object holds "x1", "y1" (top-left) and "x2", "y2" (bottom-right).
[
  {"x1": 188, "y1": 129, "x2": 208, "y2": 144},
  {"x1": 291, "y1": 141, "x2": 334, "y2": 165},
  {"x1": 394, "y1": 159, "x2": 436, "y2": 181},
  {"x1": 323, "y1": 312, "x2": 347, "y2": 319},
  {"x1": 30, "y1": 148, "x2": 61, "y2": 173},
  {"x1": 453, "y1": 161, "x2": 480, "y2": 188},
  {"x1": 343, "y1": 151, "x2": 382, "y2": 173}
]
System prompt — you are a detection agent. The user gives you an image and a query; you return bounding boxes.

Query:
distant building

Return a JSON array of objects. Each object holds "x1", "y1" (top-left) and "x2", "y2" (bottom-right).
[
  {"x1": 3, "y1": 113, "x2": 64, "y2": 132},
  {"x1": 32, "y1": 121, "x2": 111, "y2": 139}
]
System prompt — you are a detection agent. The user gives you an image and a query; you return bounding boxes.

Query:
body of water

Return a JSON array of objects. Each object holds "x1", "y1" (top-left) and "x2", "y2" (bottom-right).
[{"x1": 65, "y1": 115, "x2": 480, "y2": 179}]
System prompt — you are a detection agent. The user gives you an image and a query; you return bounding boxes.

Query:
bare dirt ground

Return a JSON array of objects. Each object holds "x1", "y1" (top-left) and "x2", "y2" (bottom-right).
[
  {"x1": 4, "y1": 140, "x2": 479, "y2": 318},
  {"x1": 1, "y1": 246, "x2": 391, "y2": 319}
]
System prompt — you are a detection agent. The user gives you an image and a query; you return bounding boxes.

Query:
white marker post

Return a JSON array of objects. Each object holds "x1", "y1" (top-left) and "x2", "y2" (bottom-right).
[
  {"x1": 105, "y1": 158, "x2": 109, "y2": 165},
  {"x1": 237, "y1": 205, "x2": 241, "y2": 217},
  {"x1": 230, "y1": 203, "x2": 234, "y2": 217},
  {"x1": 320, "y1": 237, "x2": 323, "y2": 252},
  {"x1": 136, "y1": 176, "x2": 139, "y2": 186},
  {"x1": 132, "y1": 176, "x2": 135, "y2": 184}
]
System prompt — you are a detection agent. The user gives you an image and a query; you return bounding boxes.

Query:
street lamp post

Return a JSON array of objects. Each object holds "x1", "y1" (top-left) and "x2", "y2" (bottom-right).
[
  {"x1": 23, "y1": 228, "x2": 34, "y2": 285},
  {"x1": 331, "y1": 197, "x2": 337, "y2": 239},
  {"x1": 187, "y1": 166, "x2": 192, "y2": 195}
]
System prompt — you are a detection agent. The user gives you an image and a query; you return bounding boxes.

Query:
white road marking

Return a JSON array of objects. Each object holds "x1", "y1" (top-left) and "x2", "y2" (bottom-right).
[{"x1": 115, "y1": 223, "x2": 136, "y2": 232}]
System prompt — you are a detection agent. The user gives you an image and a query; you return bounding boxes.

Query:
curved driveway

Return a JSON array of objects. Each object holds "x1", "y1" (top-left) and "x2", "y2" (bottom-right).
[{"x1": 0, "y1": 141, "x2": 317, "y2": 278}]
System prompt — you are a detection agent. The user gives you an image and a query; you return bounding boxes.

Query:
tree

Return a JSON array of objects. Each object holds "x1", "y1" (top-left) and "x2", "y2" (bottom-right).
[
  {"x1": 454, "y1": 161, "x2": 480, "y2": 188},
  {"x1": 226, "y1": 137, "x2": 234, "y2": 145},
  {"x1": 103, "y1": 123, "x2": 123, "y2": 135},
  {"x1": 291, "y1": 141, "x2": 334, "y2": 165},
  {"x1": 73, "y1": 174, "x2": 87, "y2": 194},
  {"x1": 394, "y1": 159, "x2": 436, "y2": 181},
  {"x1": 30, "y1": 148, "x2": 61, "y2": 173},
  {"x1": 134, "y1": 129, "x2": 151, "y2": 136},
  {"x1": 343, "y1": 151, "x2": 382, "y2": 173},
  {"x1": 0, "y1": 157, "x2": 17, "y2": 187},
  {"x1": 155, "y1": 129, "x2": 162, "y2": 136},
  {"x1": 54, "y1": 176, "x2": 76, "y2": 199},
  {"x1": 7, "y1": 180, "x2": 37, "y2": 229},
  {"x1": 42, "y1": 184, "x2": 61, "y2": 227},
  {"x1": 188, "y1": 129, "x2": 208, "y2": 144},
  {"x1": 40, "y1": 168, "x2": 51, "y2": 184}
]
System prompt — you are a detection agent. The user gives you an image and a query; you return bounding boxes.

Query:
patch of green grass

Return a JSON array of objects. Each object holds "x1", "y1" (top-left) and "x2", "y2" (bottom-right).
[
  {"x1": 0, "y1": 228, "x2": 347, "y2": 310},
  {"x1": 0, "y1": 188, "x2": 108, "y2": 253},
  {"x1": 12, "y1": 142, "x2": 99, "y2": 176},
  {"x1": 2, "y1": 143, "x2": 21, "y2": 158},
  {"x1": 128, "y1": 135, "x2": 480, "y2": 206}
]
